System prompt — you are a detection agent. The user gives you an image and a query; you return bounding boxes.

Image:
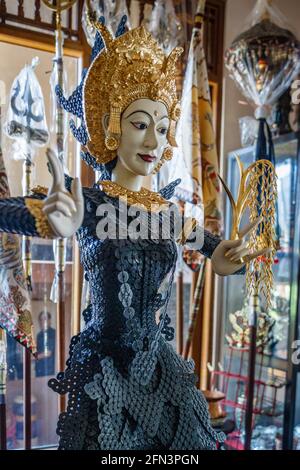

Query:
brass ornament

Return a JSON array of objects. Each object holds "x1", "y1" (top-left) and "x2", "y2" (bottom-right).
[
  {"x1": 41, "y1": 0, "x2": 76, "y2": 32},
  {"x1": 30, "y1": 185, "x2": 48, "y2": 197},
  {"x1": 99, "y1": 180, "x2": 170, "y2": 213},
  {"x1": 152, "y1": 147, "x2": 173, "y2": 174},
  {"x1": 152, "y1": 160, "x2": 164, "y2": 175},
  {"x1": 162, "y1": 147, "x2": 173, "y2": 161},
  {"x1": 219, "y1": 156, "x2": 278, "y2": 310},
  {"x1": 84, "y1": 21, "x2": 183, "y2": 164},
  {"x1": 105, "y1": 135, "x2": 119, "y2": 151},
  {"x1": 225, "y1": 305, "x2": 277, "y2": 351},
  {"x1": 177, "y1": 217, "x2": 198, "y2": 246}
]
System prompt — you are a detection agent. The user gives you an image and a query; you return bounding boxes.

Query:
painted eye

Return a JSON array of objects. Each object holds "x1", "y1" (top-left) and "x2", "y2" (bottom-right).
[
  {"x1": 158, "y1": 127, "x2": 167, "y2": 135},
  {"x1": 131, "y1": 121, "x2": 148, "y2": 130}
]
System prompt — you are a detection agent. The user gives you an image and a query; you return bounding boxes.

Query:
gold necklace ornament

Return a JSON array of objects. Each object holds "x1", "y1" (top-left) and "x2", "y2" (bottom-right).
[{"x1": 99, "y1": 180, "x2": 170, "y2": 213}]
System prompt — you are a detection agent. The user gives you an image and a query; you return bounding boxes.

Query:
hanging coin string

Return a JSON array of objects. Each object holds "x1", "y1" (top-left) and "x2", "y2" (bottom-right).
[{"x1": 255, "y1": 114, "x2": 281, "y2": 246}]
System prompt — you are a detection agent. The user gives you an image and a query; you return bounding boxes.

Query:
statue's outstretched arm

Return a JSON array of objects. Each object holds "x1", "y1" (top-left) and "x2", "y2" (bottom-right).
[
  {"x1": 0, "y1": 193, "x2": 53, "y2": 237},
  {"x1": 0, "y1": 149, "x2": 84, "y2": 239},
  {"x1": 180, "y1": 217, "x2": 269, "y2": 276}
]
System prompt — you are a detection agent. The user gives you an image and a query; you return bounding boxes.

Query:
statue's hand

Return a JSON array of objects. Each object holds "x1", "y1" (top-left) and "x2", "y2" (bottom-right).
[
  {"x1": 211, "y1": 217, "x2": 271, "y2": 276},
  {"x1": 42, "y1": 148, "x2": 84, "y2": 238}
]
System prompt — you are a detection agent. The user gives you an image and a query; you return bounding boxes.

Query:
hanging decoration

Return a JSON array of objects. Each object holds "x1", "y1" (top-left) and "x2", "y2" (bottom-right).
[
  {"x1": 219, "y1": 154, "x2": 278, "y2": 450},
  {"x1": 225, "y1": 0, "x2": 300, "y2": 153},
  {"x1": 219, "y1": 156, "x2": 277, "y2": 310},
  {"x1": 4, "y1": 58, "x2": 49, "y2": 157},
  {"x1": 159, "y1": 0, "x2": 221, "y2": 277},
  {"x1": 4, "y1": 58, "x2": 49, "y2": 290},
  {"x1": 82, "y1": 0, "x2": 131, "y2": 47},
  {"x1": 143, "y1": 0, "x2": 184, "y2": 54},
  {"x1": 0, "y1": 102, "x2": 36, "y2": 355}
]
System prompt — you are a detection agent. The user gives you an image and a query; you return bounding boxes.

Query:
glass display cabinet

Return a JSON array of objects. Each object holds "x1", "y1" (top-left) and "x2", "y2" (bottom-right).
[{"x1": 216, "y1": 131, "x2": 300, "y2": 450}]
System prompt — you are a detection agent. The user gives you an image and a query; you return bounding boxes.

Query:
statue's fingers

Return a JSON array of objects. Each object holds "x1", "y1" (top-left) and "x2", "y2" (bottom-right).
[
  {"x1": 245, "y1": 247, "x2": 272, "y2": 263},
  {"x1": 46, "y1": 148, "x2": 63, "y2": 192},
  {"x1": 220, "y1": 238, "x2": 243, "y2": 251},
  {"x1": 71, "y1": 177, "x2": 84, "y2": 213},
  {"x1": 42, "y1": 201, "x2": 72, "y2": 218},
  {"x1": 46, "y1": 192, "x2": 77, "y2": 213},
  {"x1": 238, "y1": 216, "x2": 263, "y2": 239},
  {"x1": 229, "y1": 247, "x2": 250, "y2": 262},
  {"x1": 225, "y1": 242, "x2": 248, "y2": 259}
]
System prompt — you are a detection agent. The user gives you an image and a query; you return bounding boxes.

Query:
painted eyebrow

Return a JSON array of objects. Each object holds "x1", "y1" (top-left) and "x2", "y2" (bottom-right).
[{"x1": 124, "y1": 110, "x2": 169, "y2": 121}]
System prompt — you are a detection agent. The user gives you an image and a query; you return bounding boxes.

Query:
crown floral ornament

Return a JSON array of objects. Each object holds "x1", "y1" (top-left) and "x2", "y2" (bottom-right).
[
  {"x1": 84, "y1": 20, "x2": 183, "y2": 164},
  {"x1": 56, "y1": 15, "x2": 183, "y2": 168}
]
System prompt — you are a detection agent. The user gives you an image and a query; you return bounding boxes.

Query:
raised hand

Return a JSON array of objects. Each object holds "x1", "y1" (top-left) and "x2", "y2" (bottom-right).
[
  {"x1": 211, "y1": 217, "x2": 271, "y2": 276},
  {"x1": 42, "y1": 148, "x2": 84, "y2": 238}
]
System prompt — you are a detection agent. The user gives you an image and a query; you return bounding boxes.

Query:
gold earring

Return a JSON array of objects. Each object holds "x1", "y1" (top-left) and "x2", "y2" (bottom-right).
[
  {"x1": 162, "y1": 147, "x2": 173, "y2": 161},
  {"x1": 152, "y1": 160, "x2": 164, "y2": 175},
  {"x1": 152, "y1": 147, "x2": 174, "y2": 174},
  {"x1": 105, "y1": 135, "x2": 119, "y2": 151}
]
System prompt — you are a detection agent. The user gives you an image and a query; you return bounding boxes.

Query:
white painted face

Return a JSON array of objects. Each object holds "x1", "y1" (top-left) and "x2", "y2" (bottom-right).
[{"x1": 105, "y1": 98, "x2": 170, "y2": 177}]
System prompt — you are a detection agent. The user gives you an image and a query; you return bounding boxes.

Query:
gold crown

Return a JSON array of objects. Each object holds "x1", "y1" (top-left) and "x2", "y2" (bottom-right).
[{"x1": 83, "y1": 21, "x2": 183, "y2": 164}]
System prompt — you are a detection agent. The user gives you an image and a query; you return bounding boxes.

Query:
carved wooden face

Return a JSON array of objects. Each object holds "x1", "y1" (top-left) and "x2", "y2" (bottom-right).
[{"x1": 103, "y1": 98, "x2": 169, "y2": 177}]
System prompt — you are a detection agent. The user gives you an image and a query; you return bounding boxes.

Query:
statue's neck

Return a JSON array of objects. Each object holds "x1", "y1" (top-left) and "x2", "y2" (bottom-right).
[{"x1": 111, "y1": 158, "x2": 145, "y2": 192}]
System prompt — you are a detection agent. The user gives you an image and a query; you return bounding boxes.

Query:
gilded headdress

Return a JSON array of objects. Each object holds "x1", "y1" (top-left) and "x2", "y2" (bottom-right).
[{"x1": 56, "y1": 16, "x2": 183, "y2": 167}]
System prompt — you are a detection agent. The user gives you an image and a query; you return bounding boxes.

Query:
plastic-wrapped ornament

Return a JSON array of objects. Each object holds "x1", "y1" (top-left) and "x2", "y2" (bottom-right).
[
  {"x1": 4, "y1": 57, "x2": 49, "y2": 160},
  {"x1": 143, "y1": 0, "x2": 184, "y2": 54},
  {"x1": 82, "y1": 0, "x2": 131, "y2": 48},
  {"x1": 225, "y1": 0, "x2": 300, "y2": 139}
]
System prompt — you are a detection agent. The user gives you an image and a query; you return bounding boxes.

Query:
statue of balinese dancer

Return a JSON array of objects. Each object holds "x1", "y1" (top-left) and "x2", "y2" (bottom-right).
[{"x1": 0, "y1": 20, "x2": 269, "y2": 450}]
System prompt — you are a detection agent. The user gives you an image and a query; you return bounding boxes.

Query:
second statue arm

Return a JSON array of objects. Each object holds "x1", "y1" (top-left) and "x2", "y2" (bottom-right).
[{"x1": 180, "y1": 217, "x2": 270, "y2": 276}]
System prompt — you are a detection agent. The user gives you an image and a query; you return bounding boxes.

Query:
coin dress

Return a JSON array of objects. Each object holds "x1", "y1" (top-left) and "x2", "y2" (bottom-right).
[{"x1": 0, "y1": 177, "x2": 236, "y2": 450}]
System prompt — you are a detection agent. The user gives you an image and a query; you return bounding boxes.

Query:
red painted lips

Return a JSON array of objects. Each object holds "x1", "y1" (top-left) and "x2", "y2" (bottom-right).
[{"x1": 138, "y1": 154, "x2": 156, "y2": 163}]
